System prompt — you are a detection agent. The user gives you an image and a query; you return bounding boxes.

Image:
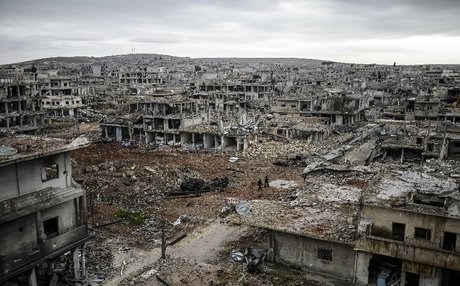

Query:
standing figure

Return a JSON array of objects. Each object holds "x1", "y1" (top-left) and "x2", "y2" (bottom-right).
[
  {"x1": 257, "y1": 179, "x2": 263, "y2": 191},
  {"x1": 264, "y1": 175, "x2": 269, "y2": 188}
]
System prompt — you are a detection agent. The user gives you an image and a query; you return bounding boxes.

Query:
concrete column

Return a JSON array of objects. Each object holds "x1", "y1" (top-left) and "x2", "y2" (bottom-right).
[
  {"x1": 400, "y1": 148, "x2": 405, "y2": 164},
  {"x1": 400, "y1": 262, "x2": 406, "y2": 286},
  {"x1": 35, "y1": 211, "x2": 44, "y2": 244},
  {"x1": 267, "y1": 232, "x2": 275, "y2": 262},
  {"x1": 354, "y1": 252, "x2": 370, "y2": 285},
  {"x1": 116, "y1": 127, "x2": 122, "y2": 142},
  {"x1": 73, "y1": 247, "x2": 81, "y2": 279},
  {"x1": 104, "y1": 126, "x2": 108, "y2": 139},
  {"x1": 82, "y1": 195, "x2": 88, "y2": 224},
  {"x1": 28, "y1": 267, "x2": 38, "y2": 286},
  {"x1": 81, "y1": 243, "x2": 87, "y2": 278},
  {"x1": 75, "y1": 197, "x2": 81, "y2": 226}
]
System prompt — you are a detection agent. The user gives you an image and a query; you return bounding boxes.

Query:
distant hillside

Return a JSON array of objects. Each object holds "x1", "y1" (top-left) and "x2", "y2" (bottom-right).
[
  {"x1": 4, "y1": 53, "x2": 334, "y2": 67},
  {"x1": 6, "y1": 53, "x2": 183, "y2": 66},
  {"x1": 196, "y1": 57, "x2": 328, "y2": 66},
  {"x1": 19, "y1": 56, "x2": 97, "y2": 65}
]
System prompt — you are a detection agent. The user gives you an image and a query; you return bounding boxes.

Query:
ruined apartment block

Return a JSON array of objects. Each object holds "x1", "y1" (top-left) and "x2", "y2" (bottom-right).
[
  {"x1": 0, "y1": 136, "x2": 89, "y2": 284},
  {"x1": 0, "y1": 80, "x2": 45, "y2": 134},
  {"x1": 39, "y1": 77, "x2": 84, "y2": 118},
  {"x1": 273, "y1": 92, "x2": 370, "y2": 127}
]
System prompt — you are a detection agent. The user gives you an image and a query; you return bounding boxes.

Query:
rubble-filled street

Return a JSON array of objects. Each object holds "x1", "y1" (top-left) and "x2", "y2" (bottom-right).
[{"x1": 70, "y1": 141, "x2": 317, "y2": 285}]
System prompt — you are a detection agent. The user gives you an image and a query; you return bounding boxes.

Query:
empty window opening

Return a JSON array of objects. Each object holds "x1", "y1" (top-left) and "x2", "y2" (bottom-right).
[
  {"x1": 41, "y1": 163, "x2": 59, "y2": 182},
  {"x1": 413, "y1": 194, "x2": 445, "y2": 207},
  {"x1": 427, "y1": 143, "x2": 434, "y2": 152},
  {"x1": 443, "y1": 232, "x2": 457, "y2": 251},
  {"x1": 317, "y1": 248, "x2": 333, "y2": 261},
  {"x1": 43, "y1": 217, "x2": 59, "y2": 238},
  {"x1": 406, "y1": 272, "x2": 420, "y2": 286},
  {"x1": 414, "y1": 227, "x2": 431, "y2": 240},
  {"x1": 18, "y1": 227, "x2": 24, "y2": 232},
  {"x1": 392, "y1": 222, "x2": 405, "y2": 241}
]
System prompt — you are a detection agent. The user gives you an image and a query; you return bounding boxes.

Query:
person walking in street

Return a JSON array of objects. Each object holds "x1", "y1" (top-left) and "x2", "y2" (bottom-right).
[
  {"x1": 264, "y1": 175, "x2": 269, "y2": 188},
  {"x1": 257, "y1": 178, "x2": 263, "y2": 191}
]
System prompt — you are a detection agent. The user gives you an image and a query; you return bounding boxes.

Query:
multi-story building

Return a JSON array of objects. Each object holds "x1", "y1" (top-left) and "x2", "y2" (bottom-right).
[
  {"x1": 39, "y1": 77, "x2": 84, "y2": 119},
  {"x1": 356, "y1": 170, "x2": 460, "y2": 286},
  {"x1": 239, "y1": 166, "x2": 460, "y2": 286},
  {"x1": 0, "y1": 135, "x2": 90, "y2": 284},
  {"x1": 0, "y1": 80, "x2": 45, "y2": 134}
]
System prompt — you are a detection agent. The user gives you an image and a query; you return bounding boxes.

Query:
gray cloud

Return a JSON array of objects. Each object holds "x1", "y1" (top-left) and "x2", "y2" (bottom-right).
[{"x1": 1, "y1": 0, "x2": 460, "y2": 64}]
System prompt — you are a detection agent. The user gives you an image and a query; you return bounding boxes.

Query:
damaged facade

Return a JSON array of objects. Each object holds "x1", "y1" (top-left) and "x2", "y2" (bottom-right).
[{"x1": 0, "y1": 136, "x2": 90, "y2": 285}]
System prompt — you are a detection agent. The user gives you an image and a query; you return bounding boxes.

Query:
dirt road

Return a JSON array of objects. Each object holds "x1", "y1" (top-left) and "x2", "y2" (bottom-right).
[{"x1": 103, "y1": 219, "x2": 249, "y2": 285}]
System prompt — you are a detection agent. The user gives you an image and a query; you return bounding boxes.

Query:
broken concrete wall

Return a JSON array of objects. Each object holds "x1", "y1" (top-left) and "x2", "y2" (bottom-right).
[
  {"x1": 362, "y1": 205, "x2": 460, "y2": 249},
  {"x1": 0, "y1": 153, "x2": 71, "y2": 200},
  {"x1": 0, "y1": 213, "x2": 37, "y2": 257},
  {"x1": 182, "y1": 113, "x2": 207, "y2": 128},
  {"x1": 269, "y1": 231, "x2": 355, "y2": 282}
]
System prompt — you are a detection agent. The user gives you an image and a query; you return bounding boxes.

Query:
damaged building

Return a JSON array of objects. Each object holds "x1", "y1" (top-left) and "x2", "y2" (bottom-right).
[
  {"x1": 0, "y1": 80, "x2": 45, "y2": 135},
  {"x1": 0, "y1": 136, "x2": 90, "y2": 285},
  {"x1": 239, "y1": 165, "x2": 460, "y2": 286}
]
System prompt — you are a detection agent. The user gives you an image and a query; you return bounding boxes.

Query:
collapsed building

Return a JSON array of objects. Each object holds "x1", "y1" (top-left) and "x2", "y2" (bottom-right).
[
  {"x1": 38, "y1": 77, "x2": 84, "y2": 119},
  {"x1": 0, "y1": 80, "x2": 45, "y2": 135},
  {"x1": 0, "y1": 136, "x2": 90, "y2": 285},
  {"x1": 239, "y1": 165, "x2": 460, "y2": 286}
]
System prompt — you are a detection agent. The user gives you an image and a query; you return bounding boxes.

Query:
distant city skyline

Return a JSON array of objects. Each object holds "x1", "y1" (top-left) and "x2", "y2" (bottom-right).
[{"x1": 1, "y1": 0, "x2": 460, "y2": 65}]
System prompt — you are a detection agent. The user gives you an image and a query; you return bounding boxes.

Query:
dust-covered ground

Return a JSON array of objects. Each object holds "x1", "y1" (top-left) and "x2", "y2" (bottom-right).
[{"x1": 71, "y1": 142, "x2": 326, "y2": 285}]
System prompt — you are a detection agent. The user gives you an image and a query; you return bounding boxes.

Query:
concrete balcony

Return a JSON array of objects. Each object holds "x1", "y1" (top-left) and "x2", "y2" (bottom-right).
[
  {"x1": 355, "y1": 235, "x2": 460, "y2": 271},
  {"x1": 0, "y1": 225, "x2": 89, "y2": 281}
]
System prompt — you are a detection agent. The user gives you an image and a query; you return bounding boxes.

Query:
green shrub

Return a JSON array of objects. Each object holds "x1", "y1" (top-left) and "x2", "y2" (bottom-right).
[{"x1": 114, "y1": 210, "x2": 146, "y2": 225}]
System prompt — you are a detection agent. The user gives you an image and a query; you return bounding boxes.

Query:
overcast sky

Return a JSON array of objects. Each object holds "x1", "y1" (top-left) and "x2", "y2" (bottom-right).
[{"x1": 1, "y1": 0, "x2": 460, "y2": 65}]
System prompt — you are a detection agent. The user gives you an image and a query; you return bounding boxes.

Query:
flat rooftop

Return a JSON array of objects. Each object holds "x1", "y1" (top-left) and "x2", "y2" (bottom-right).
[{"x1": 0, "y1": 135, "x2": 89, "y2": 166}]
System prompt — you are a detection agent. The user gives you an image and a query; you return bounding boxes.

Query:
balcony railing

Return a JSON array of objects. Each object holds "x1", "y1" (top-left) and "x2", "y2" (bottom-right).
[
  {"x1": 0, "y1": 226, "x2": 88, "y2": 278},
  {"x1": 355, "y1": 235, "x2": 460, "y2": 271}
]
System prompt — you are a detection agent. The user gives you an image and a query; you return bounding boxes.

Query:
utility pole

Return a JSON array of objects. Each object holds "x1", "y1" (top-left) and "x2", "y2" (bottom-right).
[{"x1": 161, "y1": 222, "x2": 166, "y2": 259}]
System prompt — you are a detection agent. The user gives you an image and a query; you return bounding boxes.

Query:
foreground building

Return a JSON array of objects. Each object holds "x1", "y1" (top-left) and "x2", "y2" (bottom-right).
[
  {"x1": 239, "y1": 165, "x2": 460, "y2": 286},
  {"x1": 0, "y1": 135, "x2": 89, "y2": 285}
]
